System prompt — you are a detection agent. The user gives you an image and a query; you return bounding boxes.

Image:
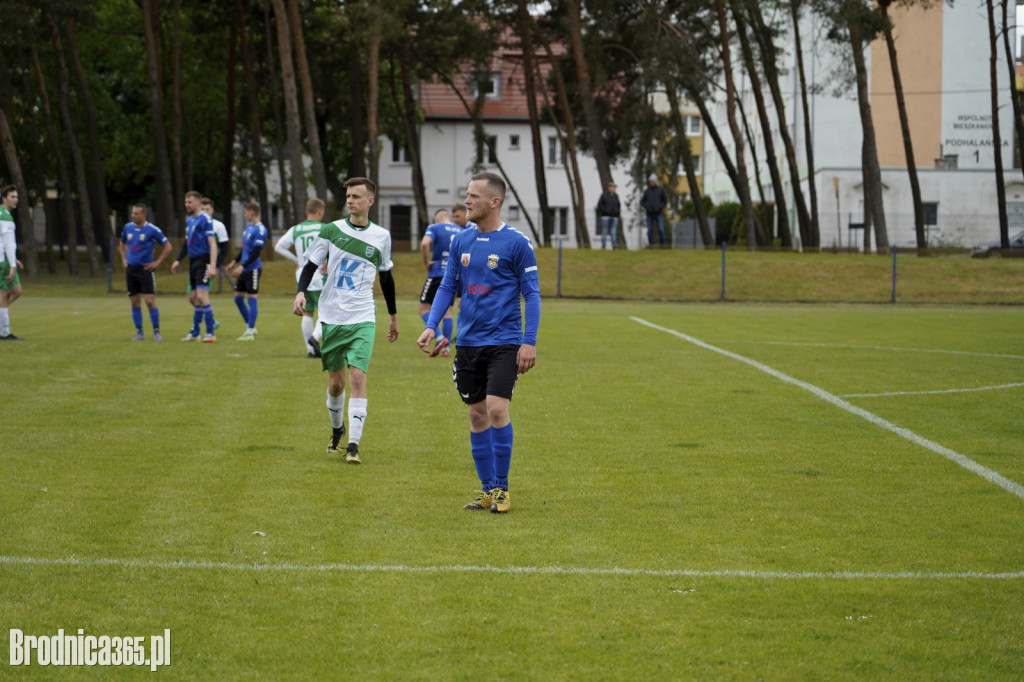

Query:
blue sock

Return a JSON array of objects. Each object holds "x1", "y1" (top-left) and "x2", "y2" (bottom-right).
[
  {"x1": 470, "y1": 428, "x2": 495, "y2": 491},
  {"x1": 492, "y1": 423, "x2": 513, "y2": 490},
  {"x1": 247, "y1": 298, "x2": 258, "y2": 329},
  {"x1": 234, "y1": 295, "x2": 249, "y2": 325},
  {"x1": 131, "y1": 307, "x2": 143, "y2": 331},
  {"x1": 442, "y1": 318, "x2": 453, "y2": 342},
  {"x1": 204, "y1": 305, "x2": 215, "y2": 334},
  {"x1": 149, "y1": 307, "x2": 160, "y2": 332},
  {"x1": 192, "y1": 307, "x2": 202, "y2": 336}
]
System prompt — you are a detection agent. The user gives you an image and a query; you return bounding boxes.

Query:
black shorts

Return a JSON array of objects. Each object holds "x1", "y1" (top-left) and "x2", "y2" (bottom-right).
[
  {"x1": 420, "y1": 276, "x2": 442, "y2": 304},
  {"x1": 125, "y1": 265, "x2": 156, "y2": 296},
  {"x1": 234, "y1": 268, "x2": 261, "y2": 295},
  {"x1": 189, "y1": 256, "x2": 211, "y2": 290},
  {"x1": 452, "y1": 344, "x2": 520, "y2": 404}
]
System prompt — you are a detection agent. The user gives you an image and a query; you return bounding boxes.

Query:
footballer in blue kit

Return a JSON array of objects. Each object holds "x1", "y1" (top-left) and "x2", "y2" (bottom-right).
[
  {"x1": 418, "y1": 172, "x2": 540, "y2": 514},
  {"x1": 170, "y1": 190, "x2": 218, "y2": 341},
  {"x1": 118, "y1": 203, "x2": 173, "y2": 340},
  {"x1": 227, "y1": 202, "x2": 268, "y2": 340},
  {"x1": 418, "y1": 208, "x2": 463, "y2": 356}
]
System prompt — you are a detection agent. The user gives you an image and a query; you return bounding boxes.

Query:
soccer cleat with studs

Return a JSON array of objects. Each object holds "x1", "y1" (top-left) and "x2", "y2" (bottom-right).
[
  {"x1": 202, "y1": 333, "x2": 217, "y2": 343},
  {"x1": 489, "y1": 488, "x2": 510, "y2": 513},
  {"x1": 463, "y1": 490, "x2": 494, "y2": 510},
  {"x1": 344, "y1": 443, "x2": 361, "y2": 464},
  {"x1": 308, "y1": 336, "x2": 321, "y2": 357},
  {"x1": 326, "y1": 425, "x2": 346, "y2": 455},
  {"x1": 132, "y1": 331, "x2": 145, "y2": 341},
  {"x1": 429, "y1": 337, "x2": 450, "y2": 358}
]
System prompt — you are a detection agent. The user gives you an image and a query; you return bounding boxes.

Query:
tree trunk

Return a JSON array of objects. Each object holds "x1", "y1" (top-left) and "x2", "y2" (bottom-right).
[
  {"x1": 543, "y1": 41, "x2": 589, "y2": 248},
  {"x1": 848, "y1": 18, "x2": 888, "y2": 250},
  {"x1": 395, "y1": 51, "x2": 428, "y2": 241},
  {"x1": 347, "y1": 36, "x2": 367, "y2": 182},
  {"x1": 64, "y1": 19, "x2": 112, "y2": 258},
  {"x1": 220, "y1": 0, "x2": 240, "y2": 235},
  {"x1": 30, "y1": 45, "x2": 74, "y2": 272},
  {"x1": 731, "y1": 0, "x2": 787, "y2": 247},
  {"x1": 241, "y1": 0, "x2": 269, "y2": 229},
  {"x1": 48, "y1": 11, "x2": 100, "y2": 276},
  {"x1": 987, "y1": 0, "x2": 1009, "y2": 247},
  {"x1": 880, "y1": 1, "x2": 925, "y2": 250},
  {"x1": 270, "y1": 0, "x2": 307, "y2": 227},
  {"x1": 790, "y1": 0, "x2": 820, "y2": 248},
  {"x1": 564, "y1": 0, "x2": 610, "y2": 241},
  {"x1": 140, "y1": 0, "x2": 175, "y2": 237},
  {"x1": 745, "y1": 1, "x2": 806, "y2": 248},
  {"x1": 715, "y1": 0, "x2": 759, "y2": 249},
  {"x1": 264, "y1": 4, "x2": 291, "y2": 228},
  {"x1": 170, "y1": 0, "x2": 184, "y2": 221},
  {"x1": 518, "y1": 0, "x2": 552, "y2": 246},
  {"x1": 366, "y1": 0, "x2": 382, "y2": 224},
  {"x1": 287, "y1": 0, "x2": 328, "y2": 202},
  {"x1": 665, "y1": 85, "x2": 713, "y2": 247}
]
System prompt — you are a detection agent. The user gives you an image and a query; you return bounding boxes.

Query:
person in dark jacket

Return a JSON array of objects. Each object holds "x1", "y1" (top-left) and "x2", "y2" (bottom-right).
[
  {"x1": 640, "y1": 173, "x2": 667, "y2": 247},
  {"x1": 596, "y1": 182, "x2": 621, "y2": 249}
]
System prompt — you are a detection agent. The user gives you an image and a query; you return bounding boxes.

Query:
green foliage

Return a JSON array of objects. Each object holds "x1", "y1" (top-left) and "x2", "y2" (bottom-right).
[{"x1": 710, "y1": 200, "x2": 740, "y2": 244}]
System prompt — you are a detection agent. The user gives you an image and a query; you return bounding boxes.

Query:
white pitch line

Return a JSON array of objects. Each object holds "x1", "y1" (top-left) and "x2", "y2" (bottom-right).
[
  {"x1": 1, "y1": 556, "x2": 1022, "y2": 580},
  {"x1": 631, "y1": 317, "x2": 1024, "y2": 501},
  {"x1": 841, "y1": 383, "x2": 1024, "y2": 398}
]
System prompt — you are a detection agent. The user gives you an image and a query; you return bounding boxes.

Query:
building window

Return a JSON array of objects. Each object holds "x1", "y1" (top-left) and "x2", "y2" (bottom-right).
[
  {"x1": 476, "y1": 135, "x2": 498, "y2": 164},
  {"x1": 552, "y1": 207, "x2": 569, "y2": 235},
  {"x1": 470, "y1": 72, "x2": 501, "y2": 101},
  {"x1": 923, "y1": 202, "x2": 938, "y2": 226},
  {"x1": 547, "y1": 136, "x2": 562, "y2": 166},
  {"x1": 391, "y1": 140, "x2": 410, "y2": 164},
  {"x1": 508, "y1": 205, "x2": 520, "y2": 221},
  {"x1": 685, "y1": 115, "x2": 701, "y2": 136},
  {"x1": 509, "y1": 134, "x2": 520, "y2": 150},
  {"x1": 678, "y1": 155, "x2": 702, "y2": 175}
]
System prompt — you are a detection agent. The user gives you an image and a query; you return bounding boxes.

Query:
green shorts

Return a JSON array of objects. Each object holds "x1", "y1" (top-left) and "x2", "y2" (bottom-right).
[
  {"x1": 0, "y1": 261, "x2": 19, "y2": 291},
  {"x1": 301, "y1": 289, "x2": 321, "y2": 315},
  {"x1": 321, "y1": 321, "x2": 376, "y2": 373}
]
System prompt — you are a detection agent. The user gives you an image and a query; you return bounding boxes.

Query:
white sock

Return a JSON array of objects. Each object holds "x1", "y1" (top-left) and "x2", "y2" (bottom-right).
[
  {"x1": 0, "y1": 307, "x2": 9, "y2": 336},
  {"x1": 326, "y1": 391, "x2": 345, "y2": 429},
  {"x1": 348, "y1": 398, "x2": 367, "y2": 445},
  {"x1": 312, "y1": 318, "x2": 323, "y2": 343},
  {"x1": 301, "y1": 315, "x2": 314, "y2": 350}
]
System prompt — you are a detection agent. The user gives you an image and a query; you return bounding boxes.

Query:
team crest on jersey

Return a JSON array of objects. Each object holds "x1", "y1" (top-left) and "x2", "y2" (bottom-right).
[
  {"x1": 487, "y1": 254, "x2": 499, "y2": 269},
  {"x1": 365, "y1": 246, "x2": 375, "y2": 258},
  {"x1": 461, "y1": 253, "x2": 471, "y2": 267}
]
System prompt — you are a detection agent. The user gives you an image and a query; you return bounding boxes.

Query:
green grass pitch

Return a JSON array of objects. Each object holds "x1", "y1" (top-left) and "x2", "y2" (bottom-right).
[{"x1": 1, "y1": 291, "x2": 1022, "y2": 679}]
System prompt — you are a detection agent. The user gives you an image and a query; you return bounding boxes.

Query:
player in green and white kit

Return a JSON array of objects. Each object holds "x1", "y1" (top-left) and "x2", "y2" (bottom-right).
[
  {"x1": 276, "y1": 197, "x2": 327, "y2": 357},
  {"x1": 0, "y1": 185, "x2": 24, "y2": 340},
  {"x1": 292, "y1": 178, "x2": 399, "y2": 464}
]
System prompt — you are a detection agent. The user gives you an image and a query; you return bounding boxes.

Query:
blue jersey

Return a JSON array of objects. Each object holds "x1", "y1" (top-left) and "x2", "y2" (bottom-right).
[
  {"x1": 185, "y1": 212, "x2": 215, "y2": 259},
  {"x1": 239, "y1": 221, "x2": 268, "y2": 270},
  {"x1": 432, "y1": 223, "x2": 540, "y2": 346},
  {"x1": 120, "y1": 222, "x2": 168, "y2": 266},
  {"x1": 424, "y1": 221, "x2": 462, "y2": 277}
]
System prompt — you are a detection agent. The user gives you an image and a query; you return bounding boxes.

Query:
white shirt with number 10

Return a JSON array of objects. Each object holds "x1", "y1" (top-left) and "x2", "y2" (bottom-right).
[{"x1": 305, "y1": 218, "x2": 394, "y2": 327}]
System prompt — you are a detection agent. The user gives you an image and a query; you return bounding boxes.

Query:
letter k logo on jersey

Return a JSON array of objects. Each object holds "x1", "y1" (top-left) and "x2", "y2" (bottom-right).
[{"x1": 337, "y1": 258, "x2": 360, "y2": 289}]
